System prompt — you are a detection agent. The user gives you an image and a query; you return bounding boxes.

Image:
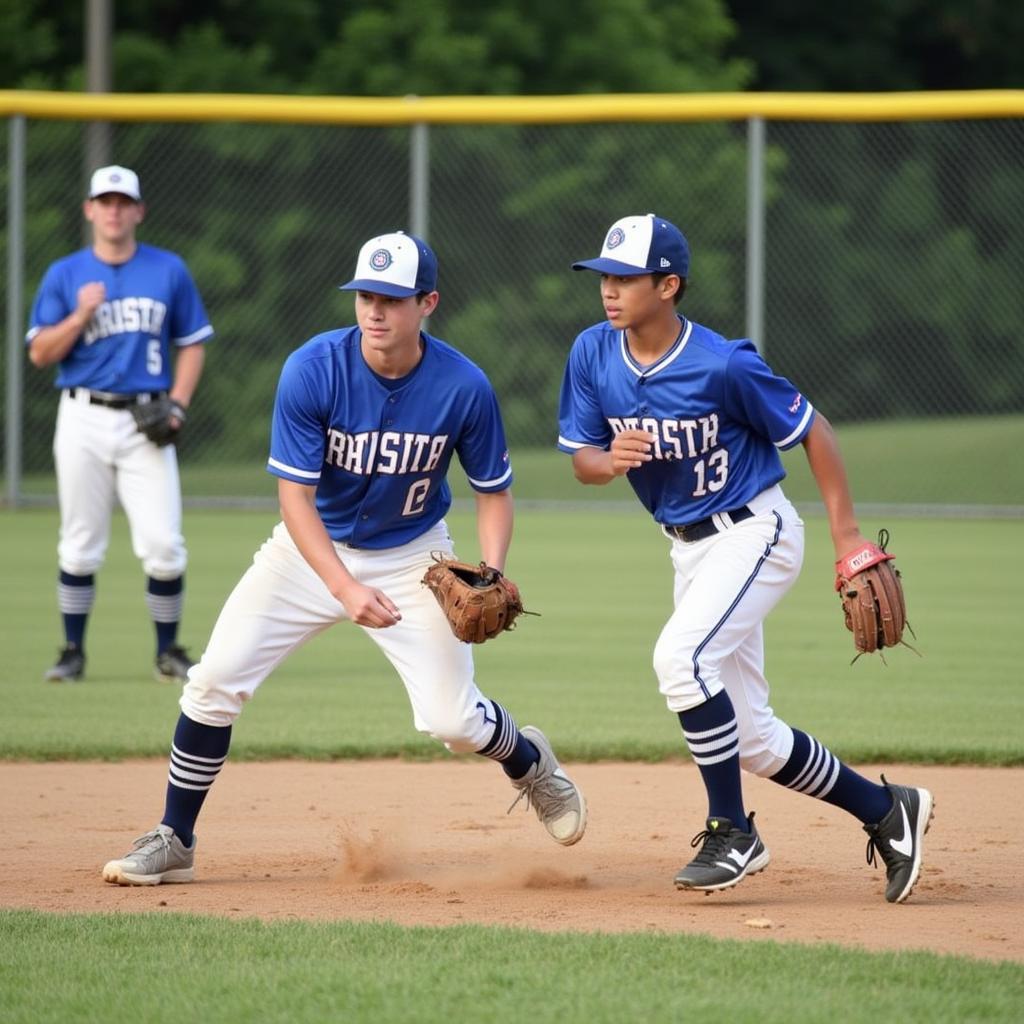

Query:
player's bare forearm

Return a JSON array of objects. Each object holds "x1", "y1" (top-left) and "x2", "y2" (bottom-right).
[
  {"x1": 474, "y1": 488, "x2": 514, "y2": 573},
  {"x1": 27, "y1": 313, "x2": 90, "y2": 368},
  {"x1": 278, "y1": 480, "x2": 400, "y2": 627},
  {"x1": 170, "y1": 343, "x2": 206, "y2": 408},
  {"x1": 801, "y1": 414, "x2": 864, "y2": 556},
  {"x1": 28, "y1": 281, "x2": 105, "y2": 368},
  {"x1": 572, "y1": 430, "x2": 655, "y2": 484}
]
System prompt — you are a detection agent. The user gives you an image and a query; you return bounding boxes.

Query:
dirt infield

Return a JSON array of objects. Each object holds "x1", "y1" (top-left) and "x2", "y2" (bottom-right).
[{"x1": 2, "y1": 760, "x2": 1021, "y2": 963}]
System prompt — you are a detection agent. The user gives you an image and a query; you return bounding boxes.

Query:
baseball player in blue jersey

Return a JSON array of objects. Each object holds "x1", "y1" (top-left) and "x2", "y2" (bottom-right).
[
  {"x1": 102, "y1": 230, "x2": 586, "y2": 886},
  {"x1": 559, "y1": 214, "x2": 932, "y2": 903},
  {"x1": 27, "y1": 165, "x2": 213, "y2": 685}
]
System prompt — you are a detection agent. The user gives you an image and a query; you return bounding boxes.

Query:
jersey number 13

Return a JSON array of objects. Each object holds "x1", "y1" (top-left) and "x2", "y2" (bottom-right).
[{"x1": 692, "y1": 449, "x2": 728, "y2": 496}]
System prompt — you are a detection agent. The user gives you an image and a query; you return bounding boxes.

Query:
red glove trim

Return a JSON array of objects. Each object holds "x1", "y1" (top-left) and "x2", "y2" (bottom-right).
[{"x1": 834, "y1": 542, "x2": 895, "y2": 590}]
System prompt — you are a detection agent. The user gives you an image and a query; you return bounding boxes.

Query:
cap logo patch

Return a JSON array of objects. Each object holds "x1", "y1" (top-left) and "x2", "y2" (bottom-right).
[
  {"x1": 606, "y1": 227, "x2": 625, "y2": 249},
  {"x1": 110, "y1": 173, "x2": 121, "y2": 182},
  {"x1": 660, "y1": 257, "x2": 671, "y2": 268},
  {"x1": 370, "y1": 248, "x2": 393, "y2": 272}
]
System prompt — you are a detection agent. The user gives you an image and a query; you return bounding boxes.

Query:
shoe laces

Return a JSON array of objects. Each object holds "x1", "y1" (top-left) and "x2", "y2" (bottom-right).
[
  {"x1": 864, "y1": 831, "x2": 901, "y2": 870},
  {"x1": 687, "y1": 826, "x2": 734, "y2": 866},
  {"x1": 132, "y1": 828, "x2": 171, "y2": 854},
  {"x1": 865, "y1": 835, "x2": 879, "y2": 868},
  {"x1": 507, "y1": 766, "x2": 574, "y2": 819}
]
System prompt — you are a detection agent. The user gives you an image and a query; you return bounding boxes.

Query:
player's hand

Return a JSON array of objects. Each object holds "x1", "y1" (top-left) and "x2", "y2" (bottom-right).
[
  {"x1": 609, "y1": 429, "x2": 656, "y2": 475},
  {"x1": 167, "y1": 397, "x2": 188, "y2": 431},
  {"x1": 76, "y1": 282, "x2": 106, "y2": 320},
  {"x1": 336, "y1": 579, "x2": 402, "y2": 629}
]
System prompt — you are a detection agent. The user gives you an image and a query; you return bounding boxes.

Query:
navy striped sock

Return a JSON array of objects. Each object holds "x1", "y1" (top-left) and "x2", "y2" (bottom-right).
[
  {"x1": 475, "y1": 700, "x2": 538, "y2": 779},
  {"x1": 58, "y1": 571, "x2": 95, "y2": 648},
  {"x1": 678, "y1": 690, "x2": 747, "y2": 828},
  {"x1": 770, "y1": 728, "x2": 891, "y2": 824},
  {"x1": 147, "y1": 575, "x2": 184, "y2": 655},
  {"x1": 161, "y1": 713, "x2": 232, "y2": 847}
]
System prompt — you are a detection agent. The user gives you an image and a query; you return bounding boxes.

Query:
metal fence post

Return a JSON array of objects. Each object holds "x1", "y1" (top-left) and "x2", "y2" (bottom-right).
[
  {"x1": 410, "y1": 122, "x2": 429, "y2": 241},
  {"x1": 746, "y1": 116, "x2": 765, "y2": 354},
  {"x1": 5, "y1": 114, "x2": 26, "y2": 508}
]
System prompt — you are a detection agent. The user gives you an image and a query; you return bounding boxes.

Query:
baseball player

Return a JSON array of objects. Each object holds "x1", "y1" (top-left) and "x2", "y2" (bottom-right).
[
  {"x1": 27, "y1": 165, "x2": 213, "y2": 685},
  {"x1": 102, "y1": 231, "x2": 586, "y2": 886},
  {"x1": 558, "y1": 214, "x2": 932, "y2": 903}
]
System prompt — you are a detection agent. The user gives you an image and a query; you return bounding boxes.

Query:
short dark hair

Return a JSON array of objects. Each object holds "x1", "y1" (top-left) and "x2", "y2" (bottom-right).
[{"x1": 651, "y1": 272, "x2": 686, "y2": 305}]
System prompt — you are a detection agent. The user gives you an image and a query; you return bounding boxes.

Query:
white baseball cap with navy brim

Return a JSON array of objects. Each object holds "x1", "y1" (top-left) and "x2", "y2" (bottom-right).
[
  {"x1": 572, "y1": 213, "x2": 690, "y2": 278},
  {"x1": 88, "y1": 165, "x2": 142, "y2": 201},
  {"x1": 339, "y1": 231, "x2": 438, "y2": 298}
]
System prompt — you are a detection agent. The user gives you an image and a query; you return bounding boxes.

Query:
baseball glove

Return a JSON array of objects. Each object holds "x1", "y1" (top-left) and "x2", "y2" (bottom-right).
[
  {"x1": 834, "y1": 529, "x2": 912, "y2": 661},
  {"x1": 131, "y1": 395, "x2": 186, "y2": 447},
  {"x1": 422, "y1": 555, "x2": 532, "y2": 644}
]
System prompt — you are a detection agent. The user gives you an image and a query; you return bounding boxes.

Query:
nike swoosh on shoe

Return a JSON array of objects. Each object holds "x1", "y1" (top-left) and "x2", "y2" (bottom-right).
[{"x1": 891, "y1": 801, "x2": 913, "y2": 857}]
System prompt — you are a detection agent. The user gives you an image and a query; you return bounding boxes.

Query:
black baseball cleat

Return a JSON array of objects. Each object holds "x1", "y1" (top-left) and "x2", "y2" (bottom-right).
[
  {"x1": 154, "y1": 644, "x2": 195, "y2": 684},
  {"x1": 863, "y1": 775, "x2": 934, "y2": 904},
  {"x1": 44, "y1": 643, "x2": 85, "y2": 682},
  {"x1": 674, "y1": 812, "x2": 770, "y2": 892}
]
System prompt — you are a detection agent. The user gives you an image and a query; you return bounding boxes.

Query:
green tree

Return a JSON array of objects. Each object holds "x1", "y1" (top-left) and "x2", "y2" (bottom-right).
[{"x1": 724, "y1": 0, "x2": 1024, "y2": 90}]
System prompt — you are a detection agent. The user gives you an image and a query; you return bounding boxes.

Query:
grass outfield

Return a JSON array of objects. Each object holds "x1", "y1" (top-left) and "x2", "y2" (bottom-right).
[
  {"x1": 14, "y1": 413, "x2": 1024, "y2": 506},
  {"x1": 1, "y1": 506, "x2": 1022, "y2": 764},
  {"x1": 1, "y1": 911, "x2": 1022, "y2": 1024}
]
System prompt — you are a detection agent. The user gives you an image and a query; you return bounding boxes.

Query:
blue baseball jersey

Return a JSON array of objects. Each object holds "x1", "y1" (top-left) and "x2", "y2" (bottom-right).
[
  {"x1": 557, "y1": 316, "x2": 815, "y2": 524},
  {"x1": 26, "y1": 243, "x2": 213, "y2": 393},
  {"x1": 268, "y1": 327, "x2": 513, "y2": 548}
]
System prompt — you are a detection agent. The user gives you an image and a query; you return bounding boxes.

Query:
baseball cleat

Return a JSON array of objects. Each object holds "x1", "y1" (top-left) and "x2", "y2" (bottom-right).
[
  {"x1": 44, "y1": 643, "x2": 85, "y2": 682},
  {"x1": 154, "y1": 644, "x2": 195, "y2": 684},
  {"x1": 674, "y1": 812, "x2": 770, "y2": 892},
  {"x1": 102, "y1": 825, "x2": 195, "y2": 886},
  {"x1": 863, "y1": 775, "x2": 934, "y2": 904},
  {"x1": 508, "y1": 725, "x2": 587, "y2": 845}
]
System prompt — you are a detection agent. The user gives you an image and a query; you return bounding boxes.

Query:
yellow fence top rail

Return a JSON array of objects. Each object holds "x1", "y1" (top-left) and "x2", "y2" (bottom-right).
[{"x1": 2, "y1": 90, "x2": 1023, "y2": 124}]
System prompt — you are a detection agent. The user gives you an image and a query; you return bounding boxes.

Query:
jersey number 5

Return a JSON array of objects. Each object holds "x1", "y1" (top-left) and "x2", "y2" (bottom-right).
[
  {"x1": 146, "y1": 339, "x2": 162, "y2": 375},
  {"x1": 692, "y1": 449, "x2": 728, "y2": 496}
]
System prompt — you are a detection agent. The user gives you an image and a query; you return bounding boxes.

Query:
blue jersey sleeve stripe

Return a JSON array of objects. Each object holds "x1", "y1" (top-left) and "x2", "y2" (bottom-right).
[
  {"x1": 467, "y1": 465, "x2": 513, "y2": 490},
  {"x1": 173, "y1": 325, "x2": 214, "y2": 346},
  {"x1": 775, "y1": 403, "x2": 815, "y2": 449},
  {"x1": 267, "y1": 456, "x2": 320, "y2": 480}
]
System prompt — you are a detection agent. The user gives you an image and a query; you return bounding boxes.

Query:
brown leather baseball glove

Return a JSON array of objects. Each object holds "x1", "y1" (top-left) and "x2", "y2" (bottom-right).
[
  {"x1": 834, "y1": 529, "x2": 911, "y2": 660},
  {"x1": 422, "y1": 556, "x2": 531, "y2": 644}
]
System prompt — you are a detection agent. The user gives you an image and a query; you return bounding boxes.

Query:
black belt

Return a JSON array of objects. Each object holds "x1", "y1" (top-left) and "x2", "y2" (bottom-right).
[
  {"x1": 665, "y1": 505, "x2": 755, "y2": 543},
  {"x1": 66, "y1": 388, "x2": 164, "y2": 410}
]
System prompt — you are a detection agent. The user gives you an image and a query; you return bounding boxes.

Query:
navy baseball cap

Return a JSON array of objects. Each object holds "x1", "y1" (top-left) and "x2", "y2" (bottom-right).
[
  {"x1": 572, "y1": 213, "x2": 690, "y2": 278},
  {"x1": 339, "y1": 231, "x2": 438, "y2": 298}
]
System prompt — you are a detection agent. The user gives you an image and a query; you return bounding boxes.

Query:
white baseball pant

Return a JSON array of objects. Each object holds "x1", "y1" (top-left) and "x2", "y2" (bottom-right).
[
  {"x1": 181, "y1": 519, "x2": 499, "y2": 753},
  {"x1": 53, "y1": 389, "x2": 186, "y2": 578},
  {"x1": 652, "y1": 484, "x2": 804, "y2": 777}
]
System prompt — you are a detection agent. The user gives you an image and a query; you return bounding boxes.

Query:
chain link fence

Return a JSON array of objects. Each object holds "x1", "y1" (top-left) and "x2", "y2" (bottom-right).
[{"x1": 3, "y1": 99, "x2": 1023, "y2": 505}]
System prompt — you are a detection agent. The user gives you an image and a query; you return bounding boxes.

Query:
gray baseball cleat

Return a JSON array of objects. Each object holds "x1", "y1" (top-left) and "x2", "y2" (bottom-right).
[
  {"x1": 508, "y1": 725, "x2": 587, "y2": 845},
  {"x1": 102, "y1": 825, "x2": 195, "y2": 885},
  {"x1": 154, "y1": 644, "x2": 195, "y2": 684},
  {"x1": 674, "y1": 813, "x2": 770, "y2": 892},
  {"x1": 863, "y1": 775, "x2": 934, "y2": 903}
]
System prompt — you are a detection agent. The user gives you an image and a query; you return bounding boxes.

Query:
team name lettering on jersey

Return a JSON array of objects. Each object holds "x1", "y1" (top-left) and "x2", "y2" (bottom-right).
[
  {"x1": 83, "y1": 298, "x2": 168, "y2": 344},
  {"x1": 609, "y1": 413, "x2": 720, "y2": 461},
  {"x1": 324, "y1": 429, "x2": 449, "y2": 475},
  {"x1": 609, "y1": 413, "x2": 728, "y2": 495}
]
